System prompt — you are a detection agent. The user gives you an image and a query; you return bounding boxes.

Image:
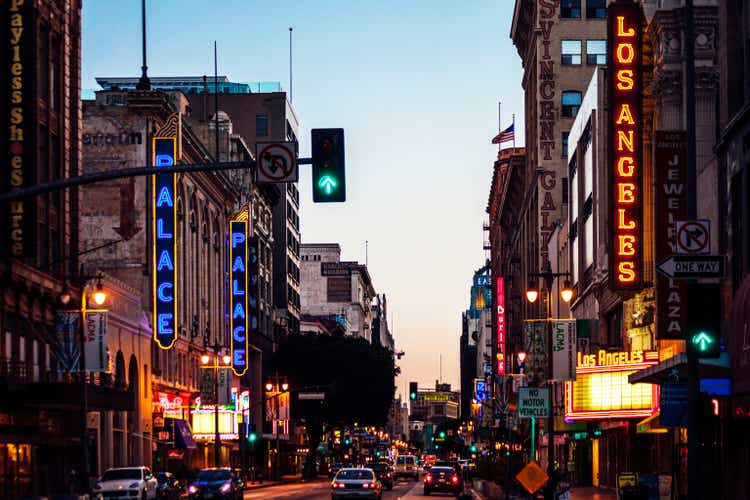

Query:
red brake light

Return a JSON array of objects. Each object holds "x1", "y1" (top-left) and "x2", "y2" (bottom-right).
[
  {"x1": 451, "y1": 474, "x2": 459, "y2": 483},
  {"x1": 425, "y1": 474, "x2": 433, "y2": 483}
]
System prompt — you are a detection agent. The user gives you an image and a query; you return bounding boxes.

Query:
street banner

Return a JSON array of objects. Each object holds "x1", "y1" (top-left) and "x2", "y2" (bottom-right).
[
  {"x1": 218, "y1": 365, "x2": 230, "y2": 406},
  {"x1": 518, "y1": 387, "x2": 550, "y2": 419},
  {"x1": 654, "y1": 131, "x2": 687, "y2": 339},
  {"x1": 199, "y1": 369, "x2": 215, "y2": 404},
  {"x1": 84, "y1": 311, "x2": 108, "y2": 372},
  {"x1": 523, "y1": 321, "x2": 547, "y2": 386},
  {"x1": 552, "y1": 320, "x2": 577, "y2": 381},
  {"x1": 54, "y1": 311, "x2": 81, "y2": 372}
]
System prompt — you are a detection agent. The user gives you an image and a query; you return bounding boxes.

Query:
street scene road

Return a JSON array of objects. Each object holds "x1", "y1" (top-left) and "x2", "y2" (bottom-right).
[{"x1": 243, "y1": 480, "x2": 427, "y2": 500}]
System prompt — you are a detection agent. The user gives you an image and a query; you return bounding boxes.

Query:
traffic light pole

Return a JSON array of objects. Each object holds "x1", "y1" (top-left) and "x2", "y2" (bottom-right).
[{"x1": 684, "y1": 2, "x2": 701, "y2": 499}]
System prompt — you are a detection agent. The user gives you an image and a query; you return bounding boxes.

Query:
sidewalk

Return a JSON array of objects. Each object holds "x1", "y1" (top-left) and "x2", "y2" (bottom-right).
[{"x1": 569, "y1": 486, "x2": 617, "y2": 499}]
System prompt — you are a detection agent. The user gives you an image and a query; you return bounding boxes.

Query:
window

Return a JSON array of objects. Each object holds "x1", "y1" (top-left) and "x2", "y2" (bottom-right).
[
  {"x1": 562, "y1": 132, "x2": 570, "y2": 158},
  {"x1": 607, "y1": 306, "x2": 623, "y2": 347},
  {"x1": 562, "y1": 177, "x2": 569, "y2": 205},
  {"x1": 562, "y1": 91, "x2": 582, "y2": 118},
  {"x1": 256, "y1": 114, "x2": 269, "y2": 136},
  {"x1": 586, "y1": 40, "x2": 606, "y2": 65},
  {"x1": 584, "y1": 215, "x2": 594, "y2": 268},
  {"x1": 584, "y1": 137, "x2": 593, "y2": 197},
  {"x1": 571, "y1": 167, "x2": 579, "y2": 218},
  {"x1": 586, "y1": 0, "x2": 606, "y2": 19},
  {"x1": 561, "y1": 0, "x2": 581, "y2": 18},
  {"x1": 562, "y1": 40, "x2": 582, "y2": 65}
]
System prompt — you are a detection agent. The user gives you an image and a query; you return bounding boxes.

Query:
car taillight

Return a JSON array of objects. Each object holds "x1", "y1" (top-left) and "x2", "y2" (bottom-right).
[
  {"x1": 451, "y1": 474, "x2": 459, "y2": 484},
  {"x1": 425, "y1": 474, "x2": 433, "y2": 483},
  {"x1": 362, "y1": 483, "x2": 376, "y2": 489},
  {"x1": 332, "y1": 482, "x2": 344, "y2": 489}
]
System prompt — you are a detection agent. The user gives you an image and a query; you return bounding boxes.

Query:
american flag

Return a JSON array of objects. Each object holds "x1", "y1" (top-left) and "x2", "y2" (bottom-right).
[{"x1": 491, "y1": 123, "x2": 515, "y2": 145}]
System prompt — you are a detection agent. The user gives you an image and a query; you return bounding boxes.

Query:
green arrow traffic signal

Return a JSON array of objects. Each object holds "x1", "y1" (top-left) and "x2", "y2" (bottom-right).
[
  {"x1": 692, "y1": 331, "x2": 714, "y2": 352},
  {"x1": 439, "y1": 431, "x2": 446, "y2": 439},
  {"x1": 312, "y1": 129, "x2": 346, "y2": 202},
  {"x1": 318, "y1": 175, "x2": 337, "y2": 194},
  {"x1": 248, "y1": 432, "x2": 257, "y2": 442}
]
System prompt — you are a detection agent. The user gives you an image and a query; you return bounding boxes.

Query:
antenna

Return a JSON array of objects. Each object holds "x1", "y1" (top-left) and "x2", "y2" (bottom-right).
[
  {"x1": 136, "y1": 0, "x2": 150, "y2": 90},
  {"x1": 289, "y1": 27, "x2": 293, "y2": 102},
  {"x1": 366, "y1": 240, "x2": 369, "y2": 267}
]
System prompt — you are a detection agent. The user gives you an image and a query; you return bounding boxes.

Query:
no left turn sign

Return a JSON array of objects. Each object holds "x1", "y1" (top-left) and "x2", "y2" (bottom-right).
[{"x1": 256, "y1": 142, "x2": 298, "y2": 183}]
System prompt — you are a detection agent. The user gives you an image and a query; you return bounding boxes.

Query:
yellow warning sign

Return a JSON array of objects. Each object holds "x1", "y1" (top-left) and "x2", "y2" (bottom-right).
[{"x1": 516, "y1": 461, "x2": 549, "y2": 494}]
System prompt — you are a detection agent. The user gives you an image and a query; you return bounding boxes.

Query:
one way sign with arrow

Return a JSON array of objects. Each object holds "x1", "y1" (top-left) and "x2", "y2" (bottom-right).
[{"x1": 656, "y1": 255, "x2": 726, "y2": 279}]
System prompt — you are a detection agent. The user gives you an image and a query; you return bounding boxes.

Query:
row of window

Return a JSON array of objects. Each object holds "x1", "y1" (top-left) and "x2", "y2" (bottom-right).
[
  {"x1": 561, "y1": 0, "x2": 606, "y2": 19},
  {"x1": 562, "y1": 40, "x2": 606, "y2": 66}
]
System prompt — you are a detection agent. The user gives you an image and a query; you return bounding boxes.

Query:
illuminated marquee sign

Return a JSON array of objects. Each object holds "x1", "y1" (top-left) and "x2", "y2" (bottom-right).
[
  {"x1": 565, "y1": 350, "x2": 659, "y2": 421},
  {"x1": 608, "y1": 1, "x2": 643, "y2": 291},
  {"x1": 229, "y1": 211, "x2": 249, "y2": 376},
  {"x1": 496, "y1": 277, "x2": 506, "y2": 375},
  {"x1": 152, "y1": 137, "x2": 178, "y2": 349}
]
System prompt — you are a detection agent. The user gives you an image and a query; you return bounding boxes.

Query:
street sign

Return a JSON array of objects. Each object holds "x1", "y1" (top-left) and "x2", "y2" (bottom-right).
[
  {"x1": 676, "y1": 220, "x2": 710, "y2": 254},
  {"x1": 298, "y1": 392, "x2": 325, "y2": 400},
  {"x1": 552, "y1": 320, "x2": 577, "y2": 381},
  {"x1": 516, "y1": 461, "x2": 549, "y2": 494},
  {"x1": 656, "y1": 255, "x2": 726, "y2": 279},
  {"x1": 256, "y1": 142, "x2": 298, "y2": 183},
  {"x1": 518, "y1": 387, "x2": 550, "y2": 419}
]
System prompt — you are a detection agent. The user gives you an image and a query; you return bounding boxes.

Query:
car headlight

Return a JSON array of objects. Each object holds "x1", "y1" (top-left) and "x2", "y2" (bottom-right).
[
  {"x1": 188, "y1": 485, "x2": 198, "y2": 494},
  {"x1": 220, "y1": 482, "x2": 232, "y2": 493},
  {"x1": 129, "y1": 482, "x2": 141, "y2": 489}
]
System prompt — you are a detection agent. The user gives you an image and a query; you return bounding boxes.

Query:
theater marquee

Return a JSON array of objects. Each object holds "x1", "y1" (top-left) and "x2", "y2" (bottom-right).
[{"x1": 608, "y1": 0, "x2": 643, "y2": 291}]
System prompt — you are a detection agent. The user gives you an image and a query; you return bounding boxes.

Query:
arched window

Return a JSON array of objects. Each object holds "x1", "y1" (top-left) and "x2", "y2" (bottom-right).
[{"x1": 562, "y1": 91, "x2": 582, "y2": 118}]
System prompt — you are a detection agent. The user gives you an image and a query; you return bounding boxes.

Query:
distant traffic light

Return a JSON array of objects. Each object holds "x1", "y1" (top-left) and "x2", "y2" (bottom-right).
[
  {"x1": 409, "y1": 382, "x2": 418, "y2": 400},
  {"x1": 248, "y1": 423, "x2": 257, "y2": 443},
  {"x1": 439, "y1": 431, "x2": 446, "y2": 439},
  {"x1": 687, "y1": 284, "x2": 721, "y2": 358},
  {"x1": 311, "y1": 128, "x2": 346, "y2": 202},
  {"x1": 470, "y1": 445, "x2": 478, "y2": 453}
]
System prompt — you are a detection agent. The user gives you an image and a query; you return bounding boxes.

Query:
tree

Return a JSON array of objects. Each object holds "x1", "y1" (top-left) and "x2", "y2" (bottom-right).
[{"x1": 271, "y1": 333, "x2": 397, "y2": 477}]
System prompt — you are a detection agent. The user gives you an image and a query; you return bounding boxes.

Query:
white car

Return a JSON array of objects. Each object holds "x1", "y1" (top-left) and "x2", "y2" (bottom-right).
[
  {"x1": 94, "y1": 466, "x2": 158, "y2": 499},
  {"x1": 394, "y1": 455, "x2": 419, "y2": 481}
]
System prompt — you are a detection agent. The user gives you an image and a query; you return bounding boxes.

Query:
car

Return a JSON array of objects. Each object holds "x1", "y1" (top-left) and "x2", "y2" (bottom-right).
[
  {"x1": 331, "y1": 468, "x2": 383, "y2": 500},
  {"x1": 370, "y1": 463, "x2": 394, "y2": 490},
  {"x1": 434, "y1": 460, "x2": 461, "y2": 475},
  {"x1": 423, "y1": 466, "x2": 463, "y2": 496},
  {"x1": 187, "y1": 468, "x2": 243, "y2": 500},
  {"x1": 94, "y1": 466, "x2": 159, "y2": 500},
  {"x1": 394, "y1": 455, "x2": 419, "y2": 481},
  {"x1": 155, "y1": 472, "x2": 181, "y2": 500}
]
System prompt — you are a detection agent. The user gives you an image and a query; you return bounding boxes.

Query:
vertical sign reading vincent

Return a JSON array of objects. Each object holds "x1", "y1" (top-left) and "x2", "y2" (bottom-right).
[
  {"x1": 153, "y1": 137, "x2": 178, "y2": 350},
  {"x1": 496, "y1": 277, "x2": 506, "y2": 375},
  {"x1": 230, "y1": 215, "x2": 249, "y2": 376},
  {"x1": 3, "y1": 0, "x2": 36, "y2": 258},
  {"x1": 608, "y1": 0, "x2": 643, "y2": 291}
]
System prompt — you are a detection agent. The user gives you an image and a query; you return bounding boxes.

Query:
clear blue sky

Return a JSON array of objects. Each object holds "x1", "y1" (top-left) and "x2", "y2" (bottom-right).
[{"x1": 82, "y1": 0, "x2": 524, "y2": 398}]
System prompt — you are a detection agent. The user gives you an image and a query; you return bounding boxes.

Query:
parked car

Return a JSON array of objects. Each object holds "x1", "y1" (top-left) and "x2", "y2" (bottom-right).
[
  {"x1": 155, "y1": 472, "x2": 181, "y2": 500},
  {"x1": 394, "y1": 455, "x2": 419, "y2": 481},
  {"x1": 370, "y1": 462, "x2": 394, "y2": 490},
  {"x1": 187, "y1": 468, "x2": 243, "y2": 500},
  {"x1": 423, "y1": 466, "x2": 463, "y2": 496},
  {"x1": 93, "y1": 466, "x2": 158, "y2": 500},
  {"x1": 331, "y1": 468, "x2": 383, "y2": 500}
]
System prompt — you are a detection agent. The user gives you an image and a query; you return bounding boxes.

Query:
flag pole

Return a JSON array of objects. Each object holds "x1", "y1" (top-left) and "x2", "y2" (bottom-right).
[
  {"x1": 498, "y1": 101, "x2": 502, "y2": 152},
  {"x1": 512, "y1": 113, "x2": 516, "y2": 149}
]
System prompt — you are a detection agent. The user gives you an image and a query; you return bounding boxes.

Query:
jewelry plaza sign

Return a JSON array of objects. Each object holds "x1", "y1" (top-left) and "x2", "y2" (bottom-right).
[
  {"x1": 608, "y1": 0, "x2": 644, "y2": 291},
  {"x1": 152, "y1": 137, "x2": 178, "y2": 349},
  {"x1": 565, "y1": 350, "x2": 659, "y2": 421}
]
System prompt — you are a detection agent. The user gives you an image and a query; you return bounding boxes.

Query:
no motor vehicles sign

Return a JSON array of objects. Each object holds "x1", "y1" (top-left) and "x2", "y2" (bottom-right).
[{"x1": 518, "y1": 387, "x2": 550, "y2": 419}]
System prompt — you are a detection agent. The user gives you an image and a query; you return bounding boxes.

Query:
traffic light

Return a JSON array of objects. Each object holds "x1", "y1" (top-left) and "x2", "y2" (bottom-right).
[
  {"x1": 311, "y1": 128, "x2": 346, "y2": 202},
  {"x1": 439, "y1": 431, "x2": 446, "y2": 439},
  {"x1": 687, "y1": 283, "x2": 721, "y2": 358},
  {"x1": 409, "y1": 382, "x2": 418, "y2": 400},
  {"x1": 248, "y1": 423, "x2": 257, "y2": 443},
  {"x1": 470, "y1": 445, "x2": 478, "y2": 453}
]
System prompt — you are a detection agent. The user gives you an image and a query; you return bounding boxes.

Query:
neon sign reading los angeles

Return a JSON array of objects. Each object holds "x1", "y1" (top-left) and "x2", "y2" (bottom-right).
[
  {"x1": 230, "y1": 213, "x2": 249, "y2": 376},
  {"x1": 153, "y1": 137, "x2": 178, "y2": 349},
  {"x1": 608, "y1": 0, "x2": 643, "y2": 291}
]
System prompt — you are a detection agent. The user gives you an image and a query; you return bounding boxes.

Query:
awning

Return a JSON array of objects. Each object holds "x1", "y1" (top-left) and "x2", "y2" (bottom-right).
[{"x1": 628, "y1": 352, "x2": 731, "y2": 385}]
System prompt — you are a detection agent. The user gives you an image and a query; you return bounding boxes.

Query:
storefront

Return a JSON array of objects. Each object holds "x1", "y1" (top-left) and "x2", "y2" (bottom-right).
[{"x1": 152, "y1": 389, "x2": 197, "y2": 473}]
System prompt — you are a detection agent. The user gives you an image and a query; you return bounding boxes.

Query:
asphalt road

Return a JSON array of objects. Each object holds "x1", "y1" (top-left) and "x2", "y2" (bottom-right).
[{"x1": 242, "y1": 477, "x2": 462, "y2": 499}]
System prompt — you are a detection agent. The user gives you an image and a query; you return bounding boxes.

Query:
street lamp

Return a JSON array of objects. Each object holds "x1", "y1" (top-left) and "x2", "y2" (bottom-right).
[
  {"x1": 525, "y1": 259, "x2": 571, "y2": 496},
  {"x1": 200, "y1": 348, "x2": 231, "y2": 467},
  {"x1": 59, "y1": 273, "x2": 107, "y2": 494}
]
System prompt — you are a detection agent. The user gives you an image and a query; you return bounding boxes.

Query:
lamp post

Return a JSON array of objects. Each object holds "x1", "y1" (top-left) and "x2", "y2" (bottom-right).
[
  {"x1": 525, "y1": 259, "x2": 573, "y2": 498},
  {"x1": 200, "y1": 347, "x2": 231, "y2": 467},
  {"x1": 60, "y1": 273, "x2": 108, "y2": 493},
  {"x1": 266, "y1": 375, "x2": 289, "y2": 481}
]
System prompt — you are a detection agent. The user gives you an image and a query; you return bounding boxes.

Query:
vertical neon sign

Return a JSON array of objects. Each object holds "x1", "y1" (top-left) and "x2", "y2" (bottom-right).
[
  {"x1": 496, "y1": 277, "x2": 506, "y2": 375},
  {"x1": 608, "y1": 0, "x2": 643, "y2": 291},
  {"x1": 230, "y1": 213, "x2": 248, "y2": 376},
  {"x1": 153, "y1": 137, "x2": 177, "y2": 349}
]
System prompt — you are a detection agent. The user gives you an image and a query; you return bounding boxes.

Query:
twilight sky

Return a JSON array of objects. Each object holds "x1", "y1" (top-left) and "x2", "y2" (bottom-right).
[{"x1": 82, "y1": 0, "x2": 524, "y2": 398}]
